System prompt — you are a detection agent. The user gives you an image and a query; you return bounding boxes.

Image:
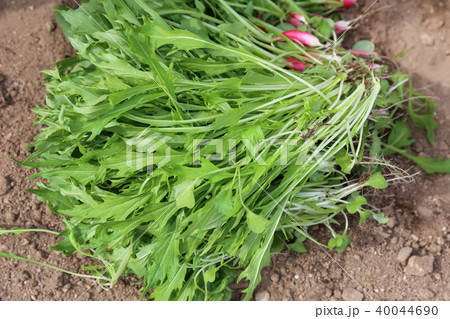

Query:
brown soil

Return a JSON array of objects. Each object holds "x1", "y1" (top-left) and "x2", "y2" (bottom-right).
[{"x1": 0, "y1": 0, "x2": 449, "y2": 301}]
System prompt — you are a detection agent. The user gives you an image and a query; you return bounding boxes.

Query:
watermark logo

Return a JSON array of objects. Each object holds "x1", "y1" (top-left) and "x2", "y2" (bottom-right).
[{"x1": 125, "y1": 129, "x2": 330, "y2": 174}]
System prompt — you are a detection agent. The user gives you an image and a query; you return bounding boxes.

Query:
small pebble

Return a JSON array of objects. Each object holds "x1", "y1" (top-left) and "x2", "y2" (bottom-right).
[
  {"x1": 418, "y1": 205, "x2": 434, "y2": 218},
  {"x1": 333, "y1": 289, "x2": 342, "y2": 299},
  {"x1": 419, "y1": 288, "x2": 435, "y2": 299},
  {"x1": 0, "y1": 175, "x2": 11, "y2": 195},
  {"x1": 254, "y1": 289, "x2": 270, "y2": 301},
  {"x1": 342, "y1": 288, "x2": 364, "y2": 301},
  {"x1": 397, "y1": 247, "x2": 413, "y2": 265},
  {"x1": 429, "y1": 244, "x2": 441, "y2": 254},
  {"x1": 45, "y1": 22, "x2": 56, "y2": 33},
  {"x1": 270, "y1": 273, "x2": 280, "y2": 283},
  {"x1": 386, "y1": 216, "x2": 397, "y2": 228},
  {"x1": 424, "y1": 17, "x2": 445, "y2": 31},
  {"x1": 420, "y1": 34, "x2": 435, "y2": 47},
  {"x1": 404, "y1": 256, "x2": 434, "y2": 276},
  {"x1": 62, "y1": 283, "x2": 71, "y2": 293}
]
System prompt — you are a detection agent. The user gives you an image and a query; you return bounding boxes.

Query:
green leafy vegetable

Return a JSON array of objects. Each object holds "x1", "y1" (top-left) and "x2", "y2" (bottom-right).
[{"x1": 0, "y1": 0, "x2": 444, "y2": 301}]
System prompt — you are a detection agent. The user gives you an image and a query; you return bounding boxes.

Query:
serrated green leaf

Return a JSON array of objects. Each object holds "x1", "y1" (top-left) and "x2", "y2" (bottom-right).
[
  {"x1": 173, "y1": 180, "x2": 196, "y2": 209},
  {"x1": 215, "y1": 188, "x2": 233, "y2": 216},
  {"x1": 385, "y1": 120, "x2": 414, "y2": 155},
  {"x1": 384, "y1": 145, "x2": 450, "y2": 174}
]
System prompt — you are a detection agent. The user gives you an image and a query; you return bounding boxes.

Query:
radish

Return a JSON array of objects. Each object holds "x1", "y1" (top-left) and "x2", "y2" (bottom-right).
[
  {"x1": 334, "y1": 20, "x2": 351, "y2": 34},
  {"x1": 287, "y1": 13, "x2": 306, "y2": 28},
  {"x1": 340, "y1": 0, "x2": 357, "y2": 8},
  {"x1": 326, "y1": 0, "x2": 357, "y2": 9},
  {"x1": 350, "y1": 49, "x2": 376, "y2": 57},
  {"x1": 275, "y1": 30, "x2": 321, "y2": 47},
  {"x1": 285, "y1": 57, "x2": 308, "y2": 72}
]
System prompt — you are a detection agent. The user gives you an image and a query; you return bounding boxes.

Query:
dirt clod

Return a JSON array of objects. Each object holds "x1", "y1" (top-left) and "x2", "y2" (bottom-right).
[
  {"x1": 418, "y1": 205, "x2": 434, "y2": 219},
  {"x1": 423, "y1": 17, "x2": 445, "y2": 31},
  {"x1": 397, "y1": 247, "x2": 413, "y2": 265},
  {"x1": 386, "y1": 216, "x2": 397, "y2": 228},
  {"x1": 404, "y1": 256, "x2": 434, "y2": 276},
  {"x1": 342, "y1": 288, "x2": 364, "y2": 301},
  {"x1": 420, "y1": 33, "x2": 435, "y2": 46},
  {"x1": 270, "y1": 273, "x2": 280, "y2": 283},
  {"x1": 45, "y1": 22, "x2": 56, "y2": 33},
  {"x1": 254, "y1": 289, "x2": 270, "y2": 301},
  {"x1": 0, "y1": 175, "x2": 11, "y2": 195},
  {"x1": 419, "y1": 289, "x2": 435, "y2": 299}
]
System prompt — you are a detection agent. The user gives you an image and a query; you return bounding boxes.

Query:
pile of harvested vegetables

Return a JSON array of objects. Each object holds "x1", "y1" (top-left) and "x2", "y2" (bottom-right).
[{"x1": 1, "y1": 0, "x2": 448, "y2": 301}]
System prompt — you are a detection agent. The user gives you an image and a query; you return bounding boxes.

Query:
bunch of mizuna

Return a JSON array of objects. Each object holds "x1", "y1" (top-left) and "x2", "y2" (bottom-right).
[{"x1": 2, "y1": 0, "x2": 448, "y2": 301}]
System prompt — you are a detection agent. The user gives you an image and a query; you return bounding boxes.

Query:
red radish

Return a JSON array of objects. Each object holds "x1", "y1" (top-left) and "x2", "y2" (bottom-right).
[
  {"x1": 340, "y1": 0, "x2": 357, "y2": 8},
  {"x1": 287, "y1": 13, "x2": 306, "y2": 28},
  {"x1": 350, "y1": 49, "x2": 375, "y2": 56},
  {"x1": 334, "y1": 20, "x2": 351, "y2": 34},
  {"x1": 326, "y1": 0, "x2": 356, "y2": 9},
  {"x1": 285, "y1": 58, "x2": 308, "y2": 72},
  {"x1": 287, "y1": 16, "x2": 301, "y2": 28},
  {"x1": 275, "y1": 30, "x2": 321, "y2": 47}
]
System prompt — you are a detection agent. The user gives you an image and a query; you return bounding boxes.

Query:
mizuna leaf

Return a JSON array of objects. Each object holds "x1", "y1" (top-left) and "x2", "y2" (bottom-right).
[
  {"x1": 215, "y1": 188, "x2": 234, "y2": 217},
  {"x1": 385, "y1": 120, "x2": 414, "y2": 155},
  {"x1": 384, "y1": 144, "x2": 450, "y2": 174},
  {"x1": 238, "y1": 205, "x2": 284, "y2": 300},
  {"x1": 173, "y1": 180, "x2": 196, "y2": 209}
]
